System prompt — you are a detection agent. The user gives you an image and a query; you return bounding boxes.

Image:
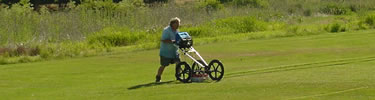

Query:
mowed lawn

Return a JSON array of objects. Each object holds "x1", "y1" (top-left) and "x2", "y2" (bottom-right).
[{"x1": 1, "y1": 30, "x2": 375, "y2": 99}]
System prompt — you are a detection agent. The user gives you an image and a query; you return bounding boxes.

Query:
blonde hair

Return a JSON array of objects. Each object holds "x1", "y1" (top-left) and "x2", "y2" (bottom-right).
[{"x1": 169, "y1": 17, "x2": 181, "y2": 26}]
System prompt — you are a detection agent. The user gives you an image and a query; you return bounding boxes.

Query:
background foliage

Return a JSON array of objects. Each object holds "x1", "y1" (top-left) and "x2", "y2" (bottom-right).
[{"x1": 1, "y1": 0, "x2": 375, "y2": 64}]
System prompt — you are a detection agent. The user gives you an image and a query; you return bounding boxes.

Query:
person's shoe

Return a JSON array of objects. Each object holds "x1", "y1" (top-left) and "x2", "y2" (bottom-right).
[{"x1": 155, "y1": 76, "x2": 161, "y2": 83}]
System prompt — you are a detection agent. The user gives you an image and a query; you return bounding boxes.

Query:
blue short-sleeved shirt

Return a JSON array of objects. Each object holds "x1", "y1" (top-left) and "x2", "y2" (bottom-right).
[{"x1": 159, "y1": 26, "x2": 179, "y2": 58}]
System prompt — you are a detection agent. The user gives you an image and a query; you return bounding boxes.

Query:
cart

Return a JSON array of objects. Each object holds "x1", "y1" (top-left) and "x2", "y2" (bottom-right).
[{"x1": 174, "y1": 32, "x2": 224, "y2": 83}]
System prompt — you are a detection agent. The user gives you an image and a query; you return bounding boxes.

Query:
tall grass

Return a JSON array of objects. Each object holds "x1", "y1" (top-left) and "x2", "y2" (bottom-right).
[
  {"x1": 1, "y1": 0, "x2": 375, "y2": 64},
  {"x1": 2, "y1": 0, "x2": 374, "y2": 46},
  {"x1": 180, "y1": 16, "x2": 268, "y2": 37}
]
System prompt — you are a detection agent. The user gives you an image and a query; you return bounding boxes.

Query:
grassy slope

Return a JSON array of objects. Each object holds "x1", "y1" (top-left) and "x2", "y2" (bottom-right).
[{"x1": 1, "y1": 30, "x2": 375, "y2": 99}]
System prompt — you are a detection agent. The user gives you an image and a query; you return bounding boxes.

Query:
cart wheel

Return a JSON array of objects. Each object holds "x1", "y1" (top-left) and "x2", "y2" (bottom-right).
[
  {"x1": 175, "y1": 62, "x2": 192, "y2": 83},
  {"x1": 192, "y1": 60, "x2": 207, "y2": 75},
  {"x1": 208, "y1": 59, "x2": 224, "y2": 81}
]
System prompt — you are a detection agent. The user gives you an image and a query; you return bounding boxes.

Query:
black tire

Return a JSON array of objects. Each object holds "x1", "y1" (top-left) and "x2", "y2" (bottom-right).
[
  {"x1": 175, "y1": 62, "x2": 192, "y2": 83},
  {"x1": 207, "y1": 59, "x2": 224, "y2": 81},
  {"x1": 192, "y1": 60, "x2": 207, "y2": 76}
]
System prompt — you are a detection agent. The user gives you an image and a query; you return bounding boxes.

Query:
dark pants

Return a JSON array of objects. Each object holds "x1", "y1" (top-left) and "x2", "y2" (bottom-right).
[{"x1": 160, "y1": 56, "x2": 180, "y2": 66}]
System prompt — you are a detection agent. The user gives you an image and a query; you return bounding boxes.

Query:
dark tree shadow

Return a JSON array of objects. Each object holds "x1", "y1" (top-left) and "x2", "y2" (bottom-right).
[{"x1": 127, "y1": 80, "x2": 176, "y2": 90}]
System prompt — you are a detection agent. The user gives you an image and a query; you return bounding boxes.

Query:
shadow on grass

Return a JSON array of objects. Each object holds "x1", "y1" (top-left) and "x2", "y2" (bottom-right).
[
  {"x1": 127, "y1": 80, "x2": 216, "y2": 90},
  {"x1": 127, "y1": 80, "x2": 176, "y2": 90}
]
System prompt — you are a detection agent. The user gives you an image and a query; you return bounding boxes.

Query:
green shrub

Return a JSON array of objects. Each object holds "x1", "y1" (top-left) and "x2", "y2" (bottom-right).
[
  {"x1": 181, "y1": 16, "x2": 268, "y2": 37},
  {"x1": 320, "y1": 4, "x2": 351, "y2": 15},
  {"x1": 18, "y1": 56, "x2": 32, "y2": 63},
  {"x1": 330, "y1": 23, "x2": 342, "y2": 32},
  {"x1": 269, "y1": 22, "x2": 286, "y2": 31},
  {"x1": 214, "y1": 16, "x2": 267, "y2": 33},
  {"x1": 87, "y1": 27, "x2": 147, "y2": 47},
  {"x1": 303, "y1": 9, "x2": 313, "y2": 16},
  {"x1": 78, "y1": 0, "x2": 118, "y2": 10},
  {"x1": 231, "y1": 0, "x2": 269, "y2": 8},
  {"x1": 55, "y1": 42, "x2": 86, "y2": 57},
  {"x1": 349, "y1": 4, "x2": 360, "y2": 12},
  {"x1": 180, "y1": 27, "x2": 206, "y2": 37},
  {"x1": 325, "y1": 23, "x2": 347, "y2": 33},
  {"x1": 219, "y1": 0, "x2": 231, "y2": 3},
  {"x1": 39, "y1": 44, "x2": 57, "y2": 59},
  {"x1": 143, "y1": 0, "x2": 168, "y2": 3},
  {"x1": 0, "y1": 57, "x2": 6, "y2": 65},
  {"x1": 197, "y1": 0, "x2": 224, "y2": 11},
  {"x1": 286, "y1": 25, "x2": 323, "y2": 36},
  {"x1": 8, "y1": 0, "x2": 33, "y2": 14},
  {"x1": 365, "y1": 14, "x2": 375, "y2": 27},
  {"x1": 0, "y1": 56, "x2": 42, "y2": 65},
  {"x1": 180, "y1": 24, "x2": 235, "y2": 37},
  {"x1": 117, "y1": 0, "x2": 145, "y2": 11},
  {"x1": 358, "y1": 21, "x2": 370, "y2": 30},
  {"x1": 76, "y1": 0, "x2": 145, "y2": 12}
]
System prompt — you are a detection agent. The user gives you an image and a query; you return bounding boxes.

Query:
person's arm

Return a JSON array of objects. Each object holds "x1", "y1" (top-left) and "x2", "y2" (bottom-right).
[
  {"x1": 161, "y1": 29, "x2": 176, "y2": 44},
  {"x1": 161, "y1": 39, "x2": 174, "y2": 43}
]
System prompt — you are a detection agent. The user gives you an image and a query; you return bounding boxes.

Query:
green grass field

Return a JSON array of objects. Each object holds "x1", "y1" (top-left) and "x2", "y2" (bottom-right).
[{"x1": 1, "y1": 30, "x2": 375, "y2": 99}]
